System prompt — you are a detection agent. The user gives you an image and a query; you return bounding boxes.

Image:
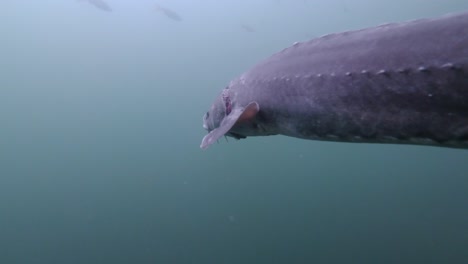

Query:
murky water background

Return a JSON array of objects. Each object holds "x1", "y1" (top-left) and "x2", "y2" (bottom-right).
[{"x1": 1, "y1": 0, "x2": 468, "y2": 263}]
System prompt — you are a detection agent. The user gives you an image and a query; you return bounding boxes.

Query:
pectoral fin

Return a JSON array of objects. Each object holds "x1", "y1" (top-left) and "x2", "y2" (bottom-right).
[{"x1": 200, "y1": 102, "x2": 259, "y2": 149}]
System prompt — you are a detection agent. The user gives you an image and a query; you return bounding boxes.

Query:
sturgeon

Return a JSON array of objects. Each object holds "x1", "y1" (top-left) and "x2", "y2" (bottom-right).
[{"x1": 201, "y1": 11, "x2": 468, "y2": 149}]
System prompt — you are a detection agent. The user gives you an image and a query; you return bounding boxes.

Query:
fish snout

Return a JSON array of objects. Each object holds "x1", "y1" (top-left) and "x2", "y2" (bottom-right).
[{"x1": 202, "y1": 112, "x2": 210, "y2": 131}]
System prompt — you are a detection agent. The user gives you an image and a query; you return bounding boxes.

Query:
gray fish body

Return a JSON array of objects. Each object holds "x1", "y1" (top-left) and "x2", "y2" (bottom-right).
[{"x1": 201, "y1": 11, "x2": 468, "y2": 149}]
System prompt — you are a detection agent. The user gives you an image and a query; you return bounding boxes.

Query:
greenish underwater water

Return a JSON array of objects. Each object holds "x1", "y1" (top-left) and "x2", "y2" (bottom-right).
[{"x1": 1, "y1": 0, "x2": 468, "y2": 263}]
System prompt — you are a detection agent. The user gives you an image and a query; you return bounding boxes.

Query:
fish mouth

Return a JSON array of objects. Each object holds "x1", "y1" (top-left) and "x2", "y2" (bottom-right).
[{"x1": 202, "y1": 112, "x2": 210, "y2": 131}]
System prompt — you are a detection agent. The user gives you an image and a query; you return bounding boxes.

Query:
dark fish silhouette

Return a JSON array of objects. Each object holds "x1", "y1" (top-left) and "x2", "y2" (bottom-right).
[
  {"x1": 201, "y1": 11, "x2": 468, "y2": 150},
  {"x1": 241, "y1": 24, "x2": 256, "y2": 33},
  {"x1": 155, "y1": 4, "x2": 182, "y2": 21},
  {"x1": 78, "y1": 0, "x2": 112, "y2": 12}
]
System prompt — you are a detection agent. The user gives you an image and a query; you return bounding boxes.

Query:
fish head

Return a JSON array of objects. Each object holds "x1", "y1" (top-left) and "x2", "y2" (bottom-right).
[
  {"x1": 202, "y1": 92, "x2": 226, "y2": 133},
  {"x1": 201, "y1": 87, "x2": 260, "y2": 149}
]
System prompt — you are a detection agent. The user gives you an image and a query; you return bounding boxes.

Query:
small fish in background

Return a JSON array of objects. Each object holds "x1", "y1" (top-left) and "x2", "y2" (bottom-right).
[
  {"x1": 241, "y1": 24, "x2": 256, "y2": 33},
  {"x1": 341, "y1": 0, "x2": 350, "y2": 13},
  {"x1": 154, "y1": 3, "x2": 182, "y2": 22},
  {"x1": 77, "y1": 0, "x2": 112, "y2": 12}
]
